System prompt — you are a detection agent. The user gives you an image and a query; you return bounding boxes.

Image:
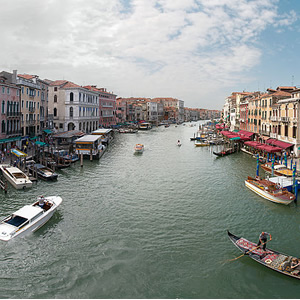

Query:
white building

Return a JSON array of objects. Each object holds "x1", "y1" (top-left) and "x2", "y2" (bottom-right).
[{"x1": 48, "y1": 80, "x2": 99, "y2": 133}]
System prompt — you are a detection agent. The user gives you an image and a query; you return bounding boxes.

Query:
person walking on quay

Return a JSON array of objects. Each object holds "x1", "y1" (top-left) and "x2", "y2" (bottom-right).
[{"x1": 257, "y1": 232, "x2": 272, "y2": 251}]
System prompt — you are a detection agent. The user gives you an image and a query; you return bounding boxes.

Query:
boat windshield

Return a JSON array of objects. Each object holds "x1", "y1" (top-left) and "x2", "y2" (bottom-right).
[{"x1": 5, "y1": 215, "x2": 28, "y2": 227}]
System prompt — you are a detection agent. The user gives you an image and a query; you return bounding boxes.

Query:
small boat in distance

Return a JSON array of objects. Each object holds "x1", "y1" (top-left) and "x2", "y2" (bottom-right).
[
  {"x1": 0, "y1": 164, "x2": 32, "y2": 189},
  {"x1": 245, "y1": 176, "x2": 295, "y2": 205},
  {"x1": 177, "y1": 140, "x2": 182, "y2": 147},
  {"x1": 261, "y1": 162, "x2": 294, "y2": 177},
  {"x1": 228, "y1": 231, "x2": 300, "y2": 280},
  {"x1": 134, "y1": 144, "x2": 144, "y2": 154},
  {"x1": 0, "y1": 195, "x2": 62, "y2": 241}
]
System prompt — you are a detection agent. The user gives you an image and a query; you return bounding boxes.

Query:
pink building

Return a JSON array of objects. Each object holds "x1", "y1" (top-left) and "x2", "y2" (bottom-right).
[
  {"x1": 85, "y1": 86, "x2": 117, "y2": 127},
  {"x1": 116, "y1": 98, "x2": 127, "y2": 123},
  {"x1": 0, "y1": 75, "x2": 21, "y2": 145}
]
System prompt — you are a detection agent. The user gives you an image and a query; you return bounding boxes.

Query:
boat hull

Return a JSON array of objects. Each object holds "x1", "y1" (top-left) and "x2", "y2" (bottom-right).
[
  {"x1": 0, "y1": 165, "x2": 32, "y2": 189},
  {"x1": 245, "y1": 180, "x2": 294, "y2": 205},
  {"x1": 0, "y1": 196, "x2": 62, "y2": 241},
  {"x1": 228, "y1": 231, "x2": 300, "y2": 280}
]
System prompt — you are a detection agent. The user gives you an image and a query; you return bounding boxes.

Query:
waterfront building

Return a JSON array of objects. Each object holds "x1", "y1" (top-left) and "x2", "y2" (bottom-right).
[
  {"x1": 116, "y1": 98, "x2": 127, "y2": 124},
  {"x1": 147, "y1": 101, "x2": 158, "y2": 124},
  {"x1": 84, "y1": 86, "x2": 117, "y2": 128},
  {"x1": 47, "y1": 80, "x2": 99, "y2": 133},
  {"x1": 0, "y1": 73, "x2": 21, "y2": 149},
  {"x1": 152, "y1": 98, "x2": 184, "y2": 123}
]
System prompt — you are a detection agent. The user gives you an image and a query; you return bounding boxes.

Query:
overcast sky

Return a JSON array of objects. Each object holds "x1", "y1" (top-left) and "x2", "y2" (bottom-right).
[{"x1": 0, "y1": 0, "x2": 299, "y2": 109}]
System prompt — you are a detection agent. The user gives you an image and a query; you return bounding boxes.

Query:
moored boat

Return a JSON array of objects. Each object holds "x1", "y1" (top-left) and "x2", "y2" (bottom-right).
[
  {"x1": 0, "y1": 195, "x2": 62, "y2": 241},
  {"x1": 245, "y1": 176, "x2": 295, "y2": 205},
  {"x1": 134, "y1": 144, "x2": 144, "y2": 153},
  {"x1": 0, "y1": 164, "x2": 32, "y2": 189},
  {"x1": 261, "y1": 162, "x2": 294, "y2": 177},
  {"x1": 195, "y1": 141, "x2": 210, "y2": 147},
  {"x1": 228, "y1": 231, "x2": 300, "y2": 280},
  {"x1": 26, "y1": 161, "x2": 58, "y2": 181},
  {"x1": 213, "y1": 148, "x2": 236, "y2": 157}
]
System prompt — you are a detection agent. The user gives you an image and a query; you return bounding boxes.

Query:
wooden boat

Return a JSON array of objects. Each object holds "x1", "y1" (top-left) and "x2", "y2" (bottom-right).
[
  {"x1": 134, "y1": 144, "x2": 144, "y2": 153},
  {"x1": 0, "y1": 196, "x2": 62, "y2": 241},
  {"x1": 261, "y1": 162, "x2": 294, "y2": 177},
  {"x1": 0, "y1": 164, "x2": 32, "y2": 189},
  {"x1": 228, "y1": 231, "x2": 300, "y2": 280},
  {"x1": 213, "y1": 148, "x2": 235, "y2": 157},
  {"x1": 26, "y1": 161, "x2": 58, "y2": 181},
  {"x1": 195, "y1": 141, "x2": 210, "y2": 147},
  {"x1": 245, "y1": 176, "x2": 295, "y2": 205},
  {"x1": 177, "y1": 141, "x2": 182, "y2": 147}
]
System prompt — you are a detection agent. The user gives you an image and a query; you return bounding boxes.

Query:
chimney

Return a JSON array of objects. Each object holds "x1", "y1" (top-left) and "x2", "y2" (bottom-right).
[{"x1": 12, "y1": 70, "x2": 17, "y2": 84}]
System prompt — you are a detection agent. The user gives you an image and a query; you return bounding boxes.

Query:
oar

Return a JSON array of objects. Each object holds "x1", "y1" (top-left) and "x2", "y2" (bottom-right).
[{"x1": 227, "y1": 237, "x2": 272, "y2": 262}]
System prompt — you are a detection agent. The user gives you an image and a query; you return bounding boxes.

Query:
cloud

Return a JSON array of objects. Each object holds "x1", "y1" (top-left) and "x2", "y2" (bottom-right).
[{"x1": 0, "y1": 0, "x2": 297, "y2": 108}]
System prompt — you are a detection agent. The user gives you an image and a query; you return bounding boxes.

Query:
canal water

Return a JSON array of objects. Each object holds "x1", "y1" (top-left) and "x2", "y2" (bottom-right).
[{"x1": 1, "y1": 122, "x2": 300, "y2": 298}]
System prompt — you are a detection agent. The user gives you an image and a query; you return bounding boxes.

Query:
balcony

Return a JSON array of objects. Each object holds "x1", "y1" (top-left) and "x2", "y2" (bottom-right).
[
  {"x1": 28, "y1": 107, "x2": 35, "y2": 113},
  {"x1": 270, "y1": 132, "x2": 278, "y2": 138},
  {"x1": 6, "y1": 111, "x2": 21, "y2": 117},
  {"x1": 270, "y1": 116, "x2": 278, "y2": 122},
  {"x1": 259, "y1": 130, "x2": 270, "y2": 136},
  {"x1": 280, "y1": 116, "x2": 289, "y2": 122},
  {"x1": 292, "y1": 117, "x2": 298, "y2": 123}
]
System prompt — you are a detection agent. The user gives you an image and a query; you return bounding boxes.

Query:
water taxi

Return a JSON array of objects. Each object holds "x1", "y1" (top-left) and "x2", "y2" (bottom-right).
[
  {"x1": 194, "y1": 141, "x2": 210, "y2": 147},
  {"x1": 134, "y1": 144, "x2": 144, "y2": 153},
  {"x1": 26, "y1": 161, "x2": 58, "y2": 181},
  {"x1": 261, "y1": 162, "x2": 294, "y2": 177},
  {"x1": 245, "y1": 176, "x2": 295, "y2": 205},
  {"x1": 0, "y1": 196, "x2": 62, "y2": 241},
  {"x1": 138, "y1": 122, "x2": 152, "y2": 130},
  {"x1": 0, "y1": 164, "x2": 32, "y2": 189}
]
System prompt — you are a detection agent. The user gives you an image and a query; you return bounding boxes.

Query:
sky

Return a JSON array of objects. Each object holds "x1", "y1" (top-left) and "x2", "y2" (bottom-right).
[{"x1": 0, "y1": 0, "x2": 299, "y2": 110}]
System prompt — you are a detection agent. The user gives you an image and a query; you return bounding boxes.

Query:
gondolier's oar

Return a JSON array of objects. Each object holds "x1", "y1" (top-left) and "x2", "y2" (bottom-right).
[{"x1": 228, "y1": 237, "x2": 272, "y2": 262}]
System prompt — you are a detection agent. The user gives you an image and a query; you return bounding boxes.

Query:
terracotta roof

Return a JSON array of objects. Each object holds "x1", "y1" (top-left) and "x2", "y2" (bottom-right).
[
  {"x1": 271, "y1": 90, "x2": 292, "y2": 97},
  {"x1": 62, "y1": 81, "x2": 82, "y2": 89},
  {"x1": 18, "y1": 74, "x2": 35, "y2": 80},
  {"x1": 49, "y1": 80, "x2": 68, "y2": 86}
]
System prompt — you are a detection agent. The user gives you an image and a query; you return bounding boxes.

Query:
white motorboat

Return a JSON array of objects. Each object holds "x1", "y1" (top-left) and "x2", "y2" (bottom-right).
[
  {"x1": 134, "y1": 144, "x2": 144, "y2": 153},
  {"x1": 0, "y1": 164, "x2": 32, "y2": 189},
  {"x1": 0, "y1": 196, "x2": 63, "y2": 241}
]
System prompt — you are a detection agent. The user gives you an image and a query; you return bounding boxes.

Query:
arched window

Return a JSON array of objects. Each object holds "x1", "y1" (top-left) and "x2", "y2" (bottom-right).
[
  {"x1": 70, "y1": 92, "x2": 74, "y2": 102},
  {"x1": 54, "y1": 95, "x2": 57, "y2": 102},
  {"x1": 79, "y1": 122, "x2": 81, "y2": 130},
  {"x1": 1, "y1": 120, "x2": 5, "y2": 133},
  {"x1": 70, "y1": 107, "x2": 73, "y2": 117},
  {"x1": 2, "y1": 101, "x2": 5, "y2": 114},
  {"x1": 54, "y1": 108, "x2": 57, "y2": 117}
]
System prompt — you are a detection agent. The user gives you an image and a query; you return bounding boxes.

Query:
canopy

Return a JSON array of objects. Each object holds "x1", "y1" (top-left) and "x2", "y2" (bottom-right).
[
  {"x1": 43, "y1": 129, "x2": 52, "y2": 134},
  {"x1": 35, "y1": 141, "x2": 46, "y2": 146},
  {"x1": 244, "y1": 141, "x2": 283, "y2": 153},
  {"x1": 11, "y1": 149, "x2": 27, "y2": 157},
  {"x1": 238, "y1": 130, "x2": 255, "y2": 137},
  {"x1": 266, "y1": 138, "x2": 293, "y2": 149}
]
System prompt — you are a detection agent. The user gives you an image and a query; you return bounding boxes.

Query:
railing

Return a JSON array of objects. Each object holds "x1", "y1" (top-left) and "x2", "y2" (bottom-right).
[
  {"x1": 28, "y1": 107, "x2": 35, "y2": 112},
  {"x1": 280, "y1": 116, "x2": 289, "y2": 122},
  {"x1": 259, "y1": 130, "x2": 270, "y2": 136},
  {"x1": 270, "y1": 132, "x2": 278, "y2": 138},
  {"x1": 270, "y1": 116, "x2": 278, "y2": 121},
  {"x1": 292, "y1": 117, "x2": 298, "y2": 123},
  {"x1": 6, "y1": 111, "x2": 21, "y2": 117}
]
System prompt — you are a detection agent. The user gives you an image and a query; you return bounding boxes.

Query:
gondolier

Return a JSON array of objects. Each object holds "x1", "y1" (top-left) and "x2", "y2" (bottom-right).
[{"x1": 257, "y1": 232, "x2": 272, "y2": 251}]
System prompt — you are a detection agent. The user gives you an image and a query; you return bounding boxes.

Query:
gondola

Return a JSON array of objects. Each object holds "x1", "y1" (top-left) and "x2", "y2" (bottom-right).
[
  {"x1": 227, "y1": 231, "x2": 300, "y2": 280},
  {"x1": 213, "y1": 148, "x2": 236, "y2": 157}
]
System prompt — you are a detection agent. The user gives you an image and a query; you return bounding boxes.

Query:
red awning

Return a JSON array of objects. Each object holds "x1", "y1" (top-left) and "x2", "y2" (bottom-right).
[
  {"x1": 256, "y1": 144, "x2": 283, "y2": 153},
  {"x1": 244, "y1": 141, "x2": 262, "y2": 147},
  {"x1": 238, "y1": 130, "x2": 255, "y2": 137},
  {"x1": 266, "y1": 138, "x2": 293, "y2": 149}
]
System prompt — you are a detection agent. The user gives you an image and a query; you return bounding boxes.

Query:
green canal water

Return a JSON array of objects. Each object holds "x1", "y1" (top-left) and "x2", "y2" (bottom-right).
[{"x1": 1, "y1": 122, "x2": 300, "y2": 298}]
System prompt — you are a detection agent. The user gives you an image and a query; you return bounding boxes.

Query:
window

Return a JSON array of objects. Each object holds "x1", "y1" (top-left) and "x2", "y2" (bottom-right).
[
  {"x1": 70, "y1": 107, "x2": 73, "y2": 117},
  {"x1": 70, "y1": 92, "x2": 74, "y2": 102},
  {"x1": 54, "y1": 87, "x2": 58, "y2": 91},
  {"x1": 2, "y1": 101, "x2": 5, "y2": 113},
  {"x1": 2, "y1": 87, "x2": 4, "y2": 94},
  {"x1": 59, "y1": 123, "x2": 63, "y2": 128},
  {"x1": 293, "y1": 126, "x2": 297, "y2": 138},
  {"x1": 7, "y1": 87, "x2": 10, "y2": 94},
  {"x1": 54, "y1": 95, "x2": 57, "y2": 102},
  {"x1": 54, "y1": 108, "x2": 57, "y2": 117}
]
